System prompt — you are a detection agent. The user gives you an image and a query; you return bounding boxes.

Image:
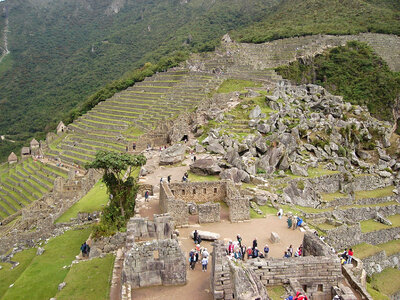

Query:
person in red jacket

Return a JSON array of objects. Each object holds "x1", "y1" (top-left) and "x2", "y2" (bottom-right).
[
  {"x1": 347, "y1": 248, "x2": 354, "y2": 264},
  {"x1": 294, "y1": 291, "x2": 308, "y2": 300}
]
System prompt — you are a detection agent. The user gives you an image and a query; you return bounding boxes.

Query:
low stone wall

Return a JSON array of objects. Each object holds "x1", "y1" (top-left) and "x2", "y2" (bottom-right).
[
  {"x1": 122, "y1": 238, "x2": 186, "y2": 289},
  {"x1": 353, "y1": 175, "x2": 393, "y2": 192},
  {"x1": 302, "y1": 231, "x2": 334, "y2": 257},
  {"x1": 198, "y1": 202, "x2": 220, "y2": 224},
  {"x1": 354, "y1": 195, "x2": 398, "y2": 206},
  {"x1": 326, "y1": 224, "x2": 400, "y2": 249},
  {"x1": 126, "y1": 214, "x2": 174, "y2": 242},
  {"x1": 159, "y1": 181, "x2": 188, "y2": 226}
]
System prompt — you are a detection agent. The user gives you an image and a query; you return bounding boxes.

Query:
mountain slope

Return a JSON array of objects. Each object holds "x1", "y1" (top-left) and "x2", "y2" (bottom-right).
[{"x1": 232, "y1": 0, "x2": 400, "y2": 43}]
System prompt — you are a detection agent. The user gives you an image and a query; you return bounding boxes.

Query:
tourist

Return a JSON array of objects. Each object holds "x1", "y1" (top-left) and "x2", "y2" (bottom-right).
[
  {"x1": 184, "y1": 172, "x2": 189, "y2": 179},
  {"x1": 202, "y1": 248, "x2": 209, "y2": 259},
  {"x1": 285, "y1": 296, "x2": 293, "y2": 300},
  {"x1": 288, "y1": 245, "x2": 293, "y2": 257},
  {"x1": 294, "y1": 291, "x2": 308, "y2": 300},
  {"x1": 144, "y1": 190, "x2": 149, "y2": 202},
  {"x1": 340, "y1": 249, "x2": 348, "y2": 264},
  {"x1": 293, "y1": 216, "x2": 298, "y2": 230},
  {"x1": 189, "y1": 250, "x2": 196, "y2": 270},
  {"x1": 234, "y1": 249, "x2": 242, "y2": 260},
  {"x1": 277, "y1": 208, "x2": 283, "y2": 219},
  {"x1": 240, "y1": 244, "x2": 246, "y2": 260},
  {"x1": 252, "y1": 238, "x2": 258, "y2": 250},
  {"x1": 160, "y1": 177, "x2": 163, "y2": 184},
  {"x1": 197, "y1": 235, "x2": 202, "y2": 244},
  {"x1": 81, "y1": 242, "x2": 87, "y2": 257},
  {"x1": 182, "y1": 175, "x2": 187, "y2": 182},
  {"x1": 287, "y1": 216, "x2": 292, "y2": 229},
  {"x1": 252, "y1": 247, "x2": 259, "y2": 258},
  {"x1": 246, "y1": 247, "x2": 253, "y2": 259},
  {"x1": 193, "y1": 155, "x2": 197, "y2": 162},
  {"x1": 202, "y1": 256, "x2": 208, "y2": 272},
  {"x1": 196, "y1": 244, "x2": 201, "y2": 252},
  {"x1": 237, "y1": 234, "x2": 242, "y2": 247},
  {"x1": 228, "y1": 241, "x2": 234, "y2": 254},
  {"x1": 297, "y1": 217, "x2": 303, "y2": 228},
  {"x1": 263, "y1": 244, "x2": 269, "y2": 258},
  {"x1": 167, "y1": 175, "x2": 171, "y2": 183},
  {"x1": 193, "y1": 230, "x2": 198, "y2": 244},
  {"x1": 347, "y1": 248, "x2": 353, "y2": 264}
]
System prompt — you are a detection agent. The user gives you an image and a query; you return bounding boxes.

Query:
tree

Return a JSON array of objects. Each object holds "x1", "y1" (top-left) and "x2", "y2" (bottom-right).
[{"x1": 85, "y1": 151, "x2": 146, "y2": 235}]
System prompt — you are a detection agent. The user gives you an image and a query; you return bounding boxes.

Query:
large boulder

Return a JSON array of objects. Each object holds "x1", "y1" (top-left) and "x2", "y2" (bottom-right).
[
  {"x1": 190, "y1": 230, "x2": 220, "y2": 241},
  {"x1": 207, "y1": 142, "x2": 226, "y2": 155},
  {"x1": 159, "y1": 144, "x2": 186, "y2": 165},
  {"x1": 249, "y1": 105, "x2": 262, "y2": 119},
  {"x1": 190, "y1": 158, "x2": 222, "y2": 175},
  {"x1": 290, "y1": 163, "x2": 308, "y2": 177},
  {"x1": 270, "y1": 232, "x2": 280, "y2": 244},
  {"x1": 220, "y1": 167, "x2": 250, "y2": 183}
]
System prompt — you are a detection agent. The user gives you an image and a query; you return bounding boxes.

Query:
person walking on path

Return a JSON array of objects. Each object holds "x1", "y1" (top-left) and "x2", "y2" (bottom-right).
[
  {"x1": 193, "y1": 230, "x2": 198, "y2": 244},
  {"x1": 237, "y1": 234, "x2": 242, "y2": 247},
  {"x1": 81, "y1": 242, "x2": 87, "y2": 257},
  {"x1": 167, "y1": 175, "x2": 171, "y2": 184},
  {"x1": 252, "y1": 238, "x2": 258, "y2": 251},
  {"x1": 144, "y1": 190, "x2": 149, "y2": 202},
  {"x1": 202, "y1": 256, "x2": 208, "y2": 272}
]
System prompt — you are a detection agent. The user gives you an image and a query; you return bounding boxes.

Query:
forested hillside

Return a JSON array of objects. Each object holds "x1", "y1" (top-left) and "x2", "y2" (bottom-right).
[
  {"x1": 0, "y1": 0, "x2": 399, "y2": 162},
  {"x1": 0, "y1": 0, "x2": 279, "y2": 160}
]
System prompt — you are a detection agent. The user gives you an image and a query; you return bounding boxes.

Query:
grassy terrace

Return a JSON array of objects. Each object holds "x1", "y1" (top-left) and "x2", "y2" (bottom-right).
[
  {"x1": 56, "y1": 180, "x2": 108, "y2": 223},
  {"x1": 369, "y1": 268, "x2": 400, "y2": 299},
  {"x1": 1, "y1": 227, "x2": 91, "y2": 300},
  {"x1": 352, "y1": 240, "x2": 400, "y2": 260},
  {"x1": 355, "y1": 186, "x2": 394, "y2": 200},
  {"x1": 320, "y1": 191, "x2": 348, "y2": 202},
  {"x1": 360, "y1": 215, "x2": 400, "y2": 233}
]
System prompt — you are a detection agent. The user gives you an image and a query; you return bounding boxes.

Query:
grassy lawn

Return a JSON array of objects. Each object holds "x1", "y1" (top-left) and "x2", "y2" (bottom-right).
[
  {"x1": 377, "y1": 239, "x2": 400, "y2": 256},
  {"x1": 266, "y1": 285, "x2": 286, "y2": 300},
  {"x1": 56, "y1": 180, "x2": 108, "y2": 223},
  {"x1": 187, "y1": 171, "x2": 219, "y2": 182},
  {"x1": 367, "y1": 283, "x2": 389, "y2": 300},
  {"x1": 352, "y1": 243, "x2": 382, "y2": 259},
  {"x1": 370, "y1": 268, "x2": 400, "y2": 298},
  {"x1": 316, "y1": 222, "x2": 337, "y2": 231},
  {"x1": 0, "y1": 248, "x2": 37, "y2": 298},
  {"x1": 320, "y1": 191, "x2": 348, "y2": 202},
  {"x1": 216, "y1": 79, "x2": 261, "y2": 93},
  {"x1": 360, "y1": 215, "x2": 400, "y2": 233},
  {"x1": 55, "y1": 254, "x2": 115, "y2": 300},
  {"x1": 2, "y1": 227, "x2": 91, "y2": 300},
  {"x1": 355, "y1": 186, "x2": 394, "y2": 200},
  {"x1": 250, "y1": 204, "x2": 278, "y2": 219}
]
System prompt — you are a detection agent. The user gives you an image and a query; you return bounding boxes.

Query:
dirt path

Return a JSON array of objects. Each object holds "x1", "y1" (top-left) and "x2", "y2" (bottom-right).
[{"x1": 133, "y1": 153, "x2": 305, "y2": 299}]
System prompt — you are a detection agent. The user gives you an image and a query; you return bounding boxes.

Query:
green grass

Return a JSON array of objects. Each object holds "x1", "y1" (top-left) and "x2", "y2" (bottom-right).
[
  {"x1": 367, "y1": 283, "x2": 390, "y2": 300},
  {"x1": 307, "y1": 167, "x2": 339, "y2": 178},
  {"x1": 1, "y1": 227, "x2": 92, "y2": 300},
  {"x1": 377, "y1": 239, "x2": 400, "y2": 256},
  {"x1": 316, "y1": 222, "x2": 338, "y2": 231},
  {"x1": 56, "y1": 180, "x2": 108, "y2": 223},
  {"x1": 55, "y1": 254, "x2": 115, "y2": 300},
  {"x1": 370, "y1": 268, "x2": 400, "y2": 297},
  {"x1": 355, "y1": 186, "x2": 394, "y2": 200},
  {"x1": 187, "y1": 171, "x2": 219, "y2": 182},
  {"x1": 360, "y1": 215, "x2": 400, "y2": 233},
  {"x1": 321, "y1": 191, "x2": 348, "y2": 202},
  {"x1": 266, "y1": 285, "x2": 286, "y2": 300},
  {"x1": 0, "y1": 248, "x2": 37, "y2": 298},
  {"x1": 250, "y1": 204, "x2": 278, "y2": 219},
  {"x1": 123, "y1": 126, "x2": 144, "y2": 137},
  {"x1": 216, "y1": 79, "x2": 261, "y2": 93},
  {"x1": 352, "y1": 243, "x2": 382, "y2": 259}
]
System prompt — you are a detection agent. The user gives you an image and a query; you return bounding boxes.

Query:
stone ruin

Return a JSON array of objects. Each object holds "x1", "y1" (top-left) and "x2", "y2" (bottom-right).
[
  {"x1": 211, "y1": 232, "x2": 366, "y2": 300},
  {"x1": 117, "y1": 214, "x2": 186, "y2": 296},
  {"x1": 159, "y1": 180, "x2": 250, "y2": 226}
]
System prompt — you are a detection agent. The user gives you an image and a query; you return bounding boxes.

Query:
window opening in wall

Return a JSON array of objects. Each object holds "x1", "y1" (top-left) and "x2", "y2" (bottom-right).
[
  {"x1": 302, "y1": 285, "x2": 307, "y2": 292},
  {"x1": 214, "y1": 187, "x2": 217, "y2": 193},
  {"x1": 171, "y1": 190, "x2": 175, "y2": 195},
  {"x1": 193, "y1": 189, "x2": 196, "y2": 194},
  {"x1": 203, "y1": 188, "x2": 206, "y2": 194},
  {"x1": 317, "y1": 284, "x2": 323, "y2": 292},
  {"x1": 182, "y1": 190, "x2": 185, "y2": 195}
]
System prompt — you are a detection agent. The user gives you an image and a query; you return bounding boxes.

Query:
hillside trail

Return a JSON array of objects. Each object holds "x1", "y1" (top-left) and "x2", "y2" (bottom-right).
[
  {"x1": 0, "y1": 5, "x2": 9, "y2": 64},
  {"x1": 132, "y1": 147, "x2": 305, "y2": 300}
]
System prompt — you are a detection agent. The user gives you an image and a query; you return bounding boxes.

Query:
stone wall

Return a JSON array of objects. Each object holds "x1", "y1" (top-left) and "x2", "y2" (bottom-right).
[
  {"x1": 225, "y1": 181, "x2": 250, "y2": 222},
  {"x1": 352, "y1": 175, "x2": 393, "y2": 192},
  {"x1": 246, "y1": 256, "x2": 341, "y2": 298},
  {"x1": 326, "y1": 224, "x2": 400, "y2": 249},
  {"x1": 198, "y1": 202, "x2": 220, "y2": 224},
  {"x1": 168, "y1": 181, "x2": 226, "y2": 203},
  {"x1": 302, "y1": 231, "x2": 334, "y2": 257},
  {"x1": 211, "y1": 240, "x2": 234, "y2": 300},
  {"x1": 159, "y1": 181, "x2": 188, "y2": 226},
  {"x1": 122, "y1": 238, "x2": 186, "y2": 289},
  {"x1": 125, "y1": 214, "x2": 174, "y2": 242}
]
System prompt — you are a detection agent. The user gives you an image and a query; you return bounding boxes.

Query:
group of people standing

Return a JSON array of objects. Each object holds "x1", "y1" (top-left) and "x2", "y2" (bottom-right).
[
  {"x1": 340, "y1": 248, "x2": 354, "y2": 265},
  {"x1": 226, "y1": 235, "x2": 270, "y2": 261},
  {"x1": 287, "y1": 215, "x2": 303, "y2": 230},
  {"x1": 189, "y1": 230, "x2": 208, "y2": 271},
  {"x1": 283, "y1": 244, "x2": 302, "y2": 258}
]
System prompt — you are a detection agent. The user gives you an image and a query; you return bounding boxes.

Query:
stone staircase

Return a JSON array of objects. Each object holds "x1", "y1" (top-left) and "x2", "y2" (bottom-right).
[{"x1": 0, "y1": 158, "x2": 68, "y2": 220}]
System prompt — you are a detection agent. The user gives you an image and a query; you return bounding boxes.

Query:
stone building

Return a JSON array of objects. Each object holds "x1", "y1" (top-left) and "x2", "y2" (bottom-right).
[
  {"x1": 7, "y1": 152, "x2": 17, "y2": 164},
  {"x1": 21, "y1": 146, "x2": 30, "y2": 159},
  {"x1": 56, "y1": 121, "x2": 66, "y2": 134},
  {"x1": 30, "y1": 138, "x2": 39, "y2": 149},
  {"x1": 159, "y1": 180, "x2": 250, "y2": 226}
]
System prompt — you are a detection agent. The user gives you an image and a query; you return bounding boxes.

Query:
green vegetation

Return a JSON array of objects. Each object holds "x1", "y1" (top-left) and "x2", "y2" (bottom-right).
[
  {"x1": 316, "y1": 222, "x2": 337, "y2": 231},
  {"x1": 367, "y1": 283, "x2": 390, "y2": 300},
  {"x1": 377, "y1": 239, "x2": 400, "y2": 256},
  {"x1": 232, "y1": 0, "x2": 400, "y2": 43},
  {"x1": 355, "y1": 186, "x2": 394, "y2": 200},
  {"x1": 85, "y1": 151, "x2": 146, "y2": 237},
  {"x1": 250, "y1": 204, "x2": 278, "y2": 219},
  {"x1": 276, "y1": 41, "x2": 400, "y2": 122},
  {"x1": 1, "y1": 227, "x2": 91, "y2": 300},
  {"x1": 216, "y1": 79, "x2": 262, "y2": 93},
  {"x1": 55, "y1": 254, "x2": 115, "y2": 300},
  {"x1": 352, "y1": 243, "x2": 382, "y2": 259},
  {"x1": 369, "y1": 268, "x2": 400, "y2": 298},
  {"x1": 56, "y1": 180, "x2": 109, "y2": 223},
  {"x1": 187, "y1": 171, "x2": 219, "y2": 182},
  {"x1": 320, "y1": 191, "x2": 347, "y2": 202},
  {"x1": 0, "y1": 248, "x2": 37, "y2": 298},
  {"x1": 360, "y1": 215, "x2": 400, "y2": 233},
  {"x1": 266, "y1": 285, "x2": 286, "y2": 300}
]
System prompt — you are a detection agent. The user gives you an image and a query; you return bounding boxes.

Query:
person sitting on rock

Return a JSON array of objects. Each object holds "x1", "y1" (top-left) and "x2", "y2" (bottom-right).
[
  {"x1": 252, "y1": 247, "x2": 259, "y2": 258},
  {"x1": 246, "y1": 247, "x2": 253, "y2": 259}
]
